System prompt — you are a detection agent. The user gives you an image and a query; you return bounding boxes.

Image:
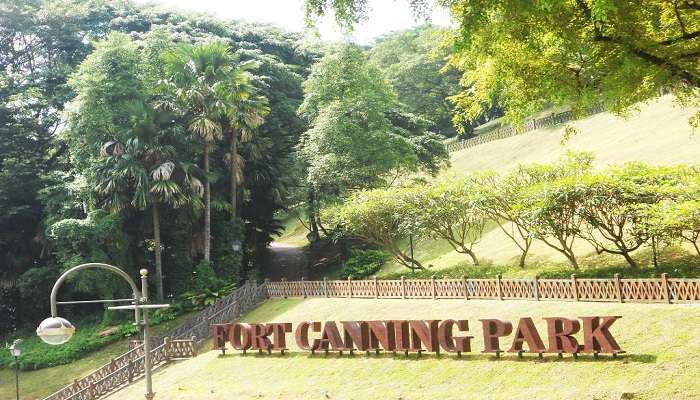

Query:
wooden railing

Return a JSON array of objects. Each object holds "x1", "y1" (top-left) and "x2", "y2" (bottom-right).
[
  {"x1": 43, "y1": 281, "x2": 266, "y2": 400},
  {"x1": 446, "y1": 105, "x2": 606, "y2": 153},
  {"x1": 42, "y1": 339, "x2": 195, "y2": 400},
  {"x1": 265, "y1": 274, "x2": 700, "y2": 304}
]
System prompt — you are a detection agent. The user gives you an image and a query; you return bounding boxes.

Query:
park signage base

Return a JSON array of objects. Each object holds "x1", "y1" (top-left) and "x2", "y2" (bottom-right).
[{"x1": 211, "y1": 316, "x2": 624, "y2": 358}]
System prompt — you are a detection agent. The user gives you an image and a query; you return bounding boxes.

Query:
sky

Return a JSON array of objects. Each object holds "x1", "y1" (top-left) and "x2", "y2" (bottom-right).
[{"x1": 133, "y1": 0, "x2": 452, "y2": 44}]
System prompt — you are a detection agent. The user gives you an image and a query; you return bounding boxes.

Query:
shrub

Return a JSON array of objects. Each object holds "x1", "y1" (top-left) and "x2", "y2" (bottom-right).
[{"x1": 340, "y1": 249, "x2": 386, "y2": 279}]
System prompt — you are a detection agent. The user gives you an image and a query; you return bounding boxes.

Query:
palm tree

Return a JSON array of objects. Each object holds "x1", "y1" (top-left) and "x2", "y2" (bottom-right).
[
  {"x1": 226, "y1": 84, "x2": 269, "y2": 222},
  {"x1": 162, "y1": 42, "x2": 262, "y2": 262},
  {"x1": 95, "y1": 102, "x2": 200, "y2": 302}
]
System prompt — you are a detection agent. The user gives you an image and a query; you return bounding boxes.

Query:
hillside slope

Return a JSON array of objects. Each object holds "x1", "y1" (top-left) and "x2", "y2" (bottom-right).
[
  {"x1": 378, "y1": 95, "x2": 700, "y2": 273},
  {"x1": 446, "y1": 95, "x2": 698, "y2": 177},
  {"x1": 105, "y1": 298, "x2": 700, "y2": 400}
]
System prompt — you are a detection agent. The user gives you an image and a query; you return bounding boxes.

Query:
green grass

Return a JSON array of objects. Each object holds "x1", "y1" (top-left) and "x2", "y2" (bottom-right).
[
  {"x1": 0, "y1": 312, "x2": 194, "y2": 400},
  {"x1": 275, "y1": 212, "x2": 312, "y2": 247},
  {"x1": 105, "y1": 298, "x2": 700, "y2": 400},
  {"x1": 375, "y1": 95, "x2": 700, "y2": 278}
]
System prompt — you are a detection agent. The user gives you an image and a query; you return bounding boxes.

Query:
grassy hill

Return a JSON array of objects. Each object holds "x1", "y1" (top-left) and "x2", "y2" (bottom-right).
[
  {"x1": 378, "y1": 95, "x2": 700, "y2": 276},
  {"x1": 105, "y1": 297, "x2": 700, "y2": 400}
]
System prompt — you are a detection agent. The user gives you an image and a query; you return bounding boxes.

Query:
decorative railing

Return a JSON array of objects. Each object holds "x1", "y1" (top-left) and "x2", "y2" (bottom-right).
[
  {"x1": 42, "y1": 339, "x2": 195, "y2": 400},
  {"x1": 446, "y1": 105, "x2": 606, "y2": 153},
  {"x1": 44, "y1": 281, "x2": 266, "y2": 400},
  {"x1": 266, "y1": 274, "x2": 700, "y2": 304}
]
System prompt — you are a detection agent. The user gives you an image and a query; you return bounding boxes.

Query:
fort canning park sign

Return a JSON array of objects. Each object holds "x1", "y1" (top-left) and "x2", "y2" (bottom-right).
[{"x1": 211, "y1": 316, "x2": 623, "y2": 358}]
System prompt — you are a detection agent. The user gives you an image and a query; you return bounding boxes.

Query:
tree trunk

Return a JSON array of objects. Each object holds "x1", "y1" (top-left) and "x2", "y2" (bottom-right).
[
  {"x1": 564, "y1": 250, "x2": 579, "y2": 270},
  {"x1": 203, "y1": 144, "x2": 211, "y2": 263},
  {"x1": 230, "y1": 131, "x2": 238, "y2": 223},
  {"x1": 518, "y1": 240, "x2": 531, "y2": 269},
  {"x1": 307, "y1": 188, "x2": 320, "y2": 241},
  {"x1": 621, "y1": 250, "x2": 638, "y2": 269},
  {"x1": 460, "y1": 246, "x2": 479, "y2": 265},
  {"x1": 152, "y1": 201, "x2": 164, "y2": 303}
]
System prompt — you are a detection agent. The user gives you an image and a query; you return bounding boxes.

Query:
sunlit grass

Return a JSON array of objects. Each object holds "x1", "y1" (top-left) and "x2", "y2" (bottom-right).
[{"x1": 105, "y1": 298, "x2": 700, "y2": 400}]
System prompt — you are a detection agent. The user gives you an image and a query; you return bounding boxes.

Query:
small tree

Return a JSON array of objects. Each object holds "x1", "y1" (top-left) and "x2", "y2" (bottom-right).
[
  {"x1": 523, "y1": 176, "x2": 586, "y2": 270},
  {"x1": 574, "y1": 164, "x2": 679, "y2": 269},
  {"x1": 472, "y1": 171, "x2": 535, "y2": 269},
  {"x1": 647, "y1": 200, "x2": 700, "y2": 257},
  {"x1": 408, "y1": 180, "x2": 486, "y2": 265},
  {"x1": 325, "y1": 188, "x2": 424, "y2": 270}
]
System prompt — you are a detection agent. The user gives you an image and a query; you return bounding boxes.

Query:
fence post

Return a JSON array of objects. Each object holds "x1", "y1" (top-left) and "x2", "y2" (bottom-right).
[
  {"x1": 462, "y1": 275, "x2": 469, "y2": 300},
  {"x1": 533, "y1": 275, "x2": 540, "y2": 301},
  {"x1": 571, "y1": 274, "x2": 579, "y2": 302},
  {"x1": 614, "y1": 273, "x2": 623, "y2": 303},
  {"x1": 281, "y1": 277, "x2": 287, "y2": 299},
  {"x1": 127, "y1": 359, "x2": 135, "y2": 382},
  {"x1": 374, "y1": 276, "x2": 379, "y2": 298},
  {"x1": 323, "y1": 277, "x2": 328, "y2": 298},
  {"x1": 401, "y1": 276, "x2": 406, "y2": 299},
  {"x1": 661, "y1": 273, "x2": 671, "y2": 304},
  {"x1": 348, "y1": 276, "x2": 353, "y2": 298},
  {"x1": 431, "y1": 275, "x2": 437, "y2": 299},
  {"x1": 163, "y1": 337, "x2": 171, "y2": 362},
  {"x1": 191, "y1": 336, "x2": 198, "y2": 356},
  {"x1": 496, "y1": 274, "x2": 503, "y2": 300},
  {"x1": 89, "y1": 382, "x2": 95, "y2": 400},
  {"x1": 264, "y1": 278, "x2": 270, "y2": 298},
  {"x1": 301, "y1": 276, "x2": 306, "y2": 298}
]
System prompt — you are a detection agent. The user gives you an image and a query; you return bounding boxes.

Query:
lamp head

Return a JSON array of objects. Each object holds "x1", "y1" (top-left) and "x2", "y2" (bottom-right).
[
  {"x1": 8, "y1": 339, "x2": 22, "y2": 357},
  {"x1": 36, "y1": 317, "x2": 75, "y2": 345}
]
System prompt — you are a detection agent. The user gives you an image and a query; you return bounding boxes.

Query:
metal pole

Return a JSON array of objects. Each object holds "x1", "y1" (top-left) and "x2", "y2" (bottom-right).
[
  {"x1": 14, "y1": 356, "x2": 19, "y2": 400},
  {"x1": 409, "y1": 231, "x2": 415, "y2": 273},
  {"x1": 140, "y1": 269, "x2": 154, "y2": 400}
]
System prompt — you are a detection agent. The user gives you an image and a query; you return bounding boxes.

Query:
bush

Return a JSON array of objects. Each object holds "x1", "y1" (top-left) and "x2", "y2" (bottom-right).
[{"x1": 340, "y1": 249, "x2": 386, "y2": 279}]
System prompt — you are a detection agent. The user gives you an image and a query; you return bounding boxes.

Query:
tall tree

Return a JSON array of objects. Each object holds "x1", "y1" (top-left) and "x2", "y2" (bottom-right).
[
  {"x1": 95, "y1": 102, "x2": 198, "y2": 302},
  {"x1": 305, "y1": 0, "x2": 700, "y2": 127},
  {"x1": 162, "y1": 42, "x2": 250, "y2": 263}
]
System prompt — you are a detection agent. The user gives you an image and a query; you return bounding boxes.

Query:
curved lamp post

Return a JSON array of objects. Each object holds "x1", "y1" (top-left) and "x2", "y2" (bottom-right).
[
  {"x1": 36, "y1": 263, "x2": 169, "y2": 400},
  {"x1": 8, "y1": 339, "x2": 22, "y2": 400}
]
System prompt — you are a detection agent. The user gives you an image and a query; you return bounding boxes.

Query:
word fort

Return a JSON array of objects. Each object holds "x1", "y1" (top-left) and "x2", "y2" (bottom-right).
[{"x1": 211, "y1": 316, "x2": 624, "y2": 358}]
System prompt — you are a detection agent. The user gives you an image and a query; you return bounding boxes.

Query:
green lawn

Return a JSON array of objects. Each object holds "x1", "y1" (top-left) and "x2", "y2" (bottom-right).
[
  {"x1": 0, "y1": 312, "x2": 194, "y2": 400},
  {"x1": 105, "y1": 298, "x2": 700, "y2": 400}
]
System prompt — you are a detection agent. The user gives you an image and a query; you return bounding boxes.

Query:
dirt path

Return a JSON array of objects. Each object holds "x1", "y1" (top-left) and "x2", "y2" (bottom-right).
[{"x1": 261, "y1": 242, "x2": 308, "y2": 281}]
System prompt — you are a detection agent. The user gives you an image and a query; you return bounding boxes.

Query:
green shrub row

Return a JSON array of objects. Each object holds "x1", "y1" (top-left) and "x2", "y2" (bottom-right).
[{"x1": 339, "y1": 249, "x2": 387, "y2": 279}]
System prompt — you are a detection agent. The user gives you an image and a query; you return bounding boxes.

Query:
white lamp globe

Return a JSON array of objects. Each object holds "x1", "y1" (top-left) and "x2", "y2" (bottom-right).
[{"x1": 36, "y1": 317, "x2": 75, "y2": 345}]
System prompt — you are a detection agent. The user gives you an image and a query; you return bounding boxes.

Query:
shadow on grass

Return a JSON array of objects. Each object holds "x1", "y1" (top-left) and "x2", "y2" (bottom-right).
[{"x1": 215, "y1": 350, "x2": 656, "y2": 364}]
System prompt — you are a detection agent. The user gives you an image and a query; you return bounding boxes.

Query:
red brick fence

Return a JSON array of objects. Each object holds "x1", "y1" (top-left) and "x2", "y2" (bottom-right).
[{"x1": 265, "y1": 274, "x2": 700, "y2": 304}]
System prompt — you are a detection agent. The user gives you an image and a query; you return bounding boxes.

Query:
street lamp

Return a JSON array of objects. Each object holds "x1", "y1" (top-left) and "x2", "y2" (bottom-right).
[
  {"x1": 8, "y1": 339, "x2": 21, "y2": 400},
  {"x1": 36, "y1": 263, "x2": 169, "y2": 400},
  {"x1": 231, "y1": 240, "x2": 242, "y2": 252}
]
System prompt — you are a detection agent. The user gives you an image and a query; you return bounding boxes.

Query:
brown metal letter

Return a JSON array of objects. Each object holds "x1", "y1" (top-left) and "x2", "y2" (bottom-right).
[
  {"x1": 543, "y1": 317, "x2": 581, "y2": 353},
  {"x1": 580, "y1": 316, "x2": 623, "y2": 354},
  {"x1": 480, "y1": 319, "x2": 513, "y2": 353},
  {"x1": 295, "y1": 321, "x2": 322, "y2": 351},
  {"x1": 318, "y1": 321, "x2": 347, "y2": 351},
  {"x1": 393, "y1": 320, "x2": 410, "y2": 352},
  {"x1": 341, "y1": 321, "x2": 369, "y2": 351},
  {"x1": 229, "y1": 323, "x2": 252, "y2": 351},
  {"x1": 266, "y1": 323, "x2": 292, "y2": 351},
  {"x1": 409, "y1": 320, "x2": 440, "y2": 353},
  {"x1": 508, "y1": 317, "x2": 546, "y2": 353},
  {"x1": 367, "y1": 321, "x2": 395, "y2": 351},
  {"x1": 438, "y1": 319, "x2": 472, "y2": 353},
  {"x1": 211, "y1": 324, "x2": 230, "y2": 350}
]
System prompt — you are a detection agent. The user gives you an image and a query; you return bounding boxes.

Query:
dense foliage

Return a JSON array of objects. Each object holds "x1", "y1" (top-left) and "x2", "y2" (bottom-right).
[
  {"x1": 297, "y1": 44, "x2": 449, "y2": 240},
  {"x1": 0, "y1": 0, "x2": 318, "y2": 335},
  {"x1": 305, "y1": 0, "x2": 700, "y2": 127},
  {"x1": 339, "y1": 249, "x2": 386, "y2": 279},
  {"x1": 327, "y1": 153, "x2": 700, "y2": 271}
]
